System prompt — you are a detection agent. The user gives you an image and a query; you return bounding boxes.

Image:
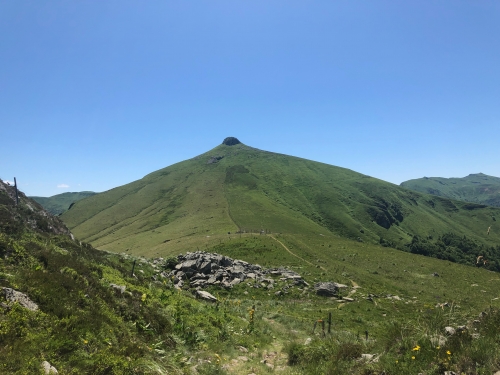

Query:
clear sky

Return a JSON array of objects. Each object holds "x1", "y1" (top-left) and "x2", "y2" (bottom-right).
[{"x1": 1, "y1": 1, "x2": 499, "y2": 197}]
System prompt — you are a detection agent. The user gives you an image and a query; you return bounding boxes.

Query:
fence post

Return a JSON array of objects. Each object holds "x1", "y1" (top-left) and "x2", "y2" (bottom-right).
[
  {"x1": 328, "y1": 312, "x2": 332, "y2": 334},
  {"x1": 14, "y1": 177, "x2": 19, "y2": 206},
  {"x1": 131, "y1": 260, "x2": 136, "y2": 277}
]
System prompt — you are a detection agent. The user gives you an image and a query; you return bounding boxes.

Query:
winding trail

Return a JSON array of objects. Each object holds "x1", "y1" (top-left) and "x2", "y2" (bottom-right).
[{"x1": 269, "y1": 235, "x2": 327, "y2": 271}]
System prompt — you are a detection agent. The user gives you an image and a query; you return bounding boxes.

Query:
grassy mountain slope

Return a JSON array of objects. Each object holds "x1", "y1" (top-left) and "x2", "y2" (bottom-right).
[
  {"x1": 62, "y1": 141, "x2": 500, "y2": 259},
  {"x1": 401, "y1": 173, "x2": 500, "y2": 208},
  {"x1": 30, "y1": 191, "x2": 97, "y2": 215},
  {"x1": 4, "y1": 180, "x2": 500, "y2": 374}
]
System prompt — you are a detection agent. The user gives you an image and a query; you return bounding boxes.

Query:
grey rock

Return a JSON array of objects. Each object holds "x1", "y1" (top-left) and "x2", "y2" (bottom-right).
[
  {"x1": 196, "y1": 290, "x2": 218, "y2": 302},
  {"x1": 41, "y1": 361, "x2": 58, "y2": 374},
  {"x1": 181, "y1": 260, "x2": 198, "y2": 271},
  {"x1": 2, "y1": 287, "x2": 38, "y2": 311},
  {"x1": 444, "y1": 326, "x2": 456, "y2": 335},
  {"x1": 314, "y1": 282, "x2": 347, "y2": 297},
  {"x1": 109, "y1": 284, "x2": 126, "y2": 294}
]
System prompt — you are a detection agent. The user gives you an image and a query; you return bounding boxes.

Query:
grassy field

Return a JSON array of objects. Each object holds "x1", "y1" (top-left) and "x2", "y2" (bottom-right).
[{"x1": 401, "y1": 173, "x2": 500, "y2": 208}]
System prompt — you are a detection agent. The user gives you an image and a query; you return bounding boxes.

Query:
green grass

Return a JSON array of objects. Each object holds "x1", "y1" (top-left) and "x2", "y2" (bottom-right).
[
  {"x1": 401, "y1": 173, "x2": 500, "y2": 208},
  {"x1": 30, "y1": 191, "x2": 97, "y2": 215},
  {"x1": 4, "y1": 187, "x2": 500, "y2": 373}
]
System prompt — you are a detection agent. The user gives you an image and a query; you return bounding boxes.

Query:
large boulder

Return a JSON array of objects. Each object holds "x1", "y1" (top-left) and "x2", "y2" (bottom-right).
[{"x1": 314, "y1": 282, "x2": 347, "y2": 297}]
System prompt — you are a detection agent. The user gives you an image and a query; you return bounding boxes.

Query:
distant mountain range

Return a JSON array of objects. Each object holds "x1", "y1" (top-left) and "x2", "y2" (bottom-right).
[
  {"x1": 401, "y1": 173, "x2": 500, "y2": 208},
  {"x1": 61, "y1": 138, "x2": 499, "y2": 258},
  {"x1": 30, "y1": 191, "x2": 97, "y2": 215}
]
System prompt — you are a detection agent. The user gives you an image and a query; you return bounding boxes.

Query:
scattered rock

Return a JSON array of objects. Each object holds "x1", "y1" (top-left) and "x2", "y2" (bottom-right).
[
  {"x1": 304, "y1": 338, "x2": 312, "y2": 345},
  {"x1": 165, "y1": 251, "x2": 308, "y2": 292},
  {"x1": 238, "y1": 356, "x2": 249, "y2": 362},
  {"x1": 237, "y1": 346, "x2": 249, "y2": 353},
  {"x1": 2, "y1": 287, "x2": 38, "y2": 311},
  {"x1": 432, "y1": 272, "x2": 440, "y2": 277}
]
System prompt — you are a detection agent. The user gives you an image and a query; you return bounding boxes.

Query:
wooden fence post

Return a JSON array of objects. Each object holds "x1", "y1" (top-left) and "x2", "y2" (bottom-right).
[
  {"x1": 328, "y1": 312, "x2": 332, "y2": 334},
  {"x1": 14, "y1": 177, "x2": 19, "y2": 206},
  {"x1": 131, "y1": 260, "x2": 136, "y2": 277}
]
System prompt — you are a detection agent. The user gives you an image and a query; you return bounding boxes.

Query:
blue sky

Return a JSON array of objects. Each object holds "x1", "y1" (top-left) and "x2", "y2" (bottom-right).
[{"x1": 1, "y1": 1, "x2": 499, "y2": 197}]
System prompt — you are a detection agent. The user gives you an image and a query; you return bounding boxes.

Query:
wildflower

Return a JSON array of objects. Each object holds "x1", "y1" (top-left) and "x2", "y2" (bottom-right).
[
  {"x1": 395, "y1": 360, "x2": 398, "y2": 364},
  {"x1": 412, "y1": 345, "x2": 421, "y2": 351},
  {"x1": 411, "y1": 356, "x2": 415, "y2": 360},
  {"x1": 446, "y1": 350, "x2": 451, "y2": 355},
  {"x1": 83, "y1": 339, "x2": 88, "y2": 344},
  {"x1": 436, "y1": 346, "x2": 440, "y2": 350}
]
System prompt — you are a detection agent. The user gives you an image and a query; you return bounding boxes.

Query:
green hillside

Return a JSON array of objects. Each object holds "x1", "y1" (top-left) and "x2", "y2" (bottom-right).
[
  {"x1": 401, "y1": 173, "x2": 500, "y2": 208},
  {"x1": 4, "y1": 177, "x2": 500, "y2": 374},
  {"x1": 31, "y1": 191, "x2": 97, "y2": 215},
  {"x1": 62, "y1": 139, "x2": 500, "y2": 262}
]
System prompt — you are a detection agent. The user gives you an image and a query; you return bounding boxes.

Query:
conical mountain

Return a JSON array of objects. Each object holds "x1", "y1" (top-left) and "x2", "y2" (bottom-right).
[{"x1": 62, "y1": 139, "x2": 500, "y2": 257}]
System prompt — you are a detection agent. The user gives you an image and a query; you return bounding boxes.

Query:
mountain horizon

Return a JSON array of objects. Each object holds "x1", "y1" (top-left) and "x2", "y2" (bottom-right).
[{"x1": 61, "y1": 138, "x2": 500, "y2": 261}]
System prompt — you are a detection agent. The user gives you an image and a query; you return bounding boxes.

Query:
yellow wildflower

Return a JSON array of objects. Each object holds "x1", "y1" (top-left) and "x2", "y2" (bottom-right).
[
  {"x1": 446, "y1": 350, "x2": 451, "y2": 355},
  {"x1": 412, "y1": 345, "x2": 421, "y2": 351},
  {"x1": 436, "y1": 346, "x2": 440, "y2": 350},
  {"x1": 83, "y1": 339, "x2": 88, "y2": 344},
  {"x1": 411, "y1": 356, "x2": 415, "y2": 360}
]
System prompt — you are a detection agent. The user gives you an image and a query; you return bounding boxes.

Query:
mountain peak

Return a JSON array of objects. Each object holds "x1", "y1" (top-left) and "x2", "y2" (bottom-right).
[{"x1": 222, "y1": 137, "x2": 241, "y2": 146}]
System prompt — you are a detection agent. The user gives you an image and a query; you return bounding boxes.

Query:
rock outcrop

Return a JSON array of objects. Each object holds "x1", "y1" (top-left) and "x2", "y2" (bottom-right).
[
  {"x1": 2, "y1": 287, "x2": 39, "y2": 311},
  {"x1": 165, "y1": 251, "x2": 309, "y2": 290},
  {"x1": 0, "y1": 179, "x2": 72, "y2": 236},
  {"x1": 222, "y1": 137, "x2": 241, "y2": 146}
]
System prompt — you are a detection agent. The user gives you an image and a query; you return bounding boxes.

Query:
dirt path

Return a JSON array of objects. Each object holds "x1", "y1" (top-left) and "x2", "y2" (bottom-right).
[{"x1": 269, "y1": 235, "x2": 327, "y2": 271}]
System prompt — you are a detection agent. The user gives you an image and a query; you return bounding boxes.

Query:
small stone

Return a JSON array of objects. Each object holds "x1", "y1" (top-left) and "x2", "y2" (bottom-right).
[
  {"x1": 41, "y1": 361, "x2": 58, "y2": 374},
  {"x1": 196, "y1": 290, "x2": 218, "y2": 302},
  {"x1": 238, "y1": 356, "x2": 249, "y2": 362},
  {"x1": 444, "y1": 326, "x2": 456, "y2": 335},
  {"x1": 237, "y1": 346, "x2": 249, "y2": 353},
  {"x1": 304, "y1": 337, "x2": 312, "y2": 345}
]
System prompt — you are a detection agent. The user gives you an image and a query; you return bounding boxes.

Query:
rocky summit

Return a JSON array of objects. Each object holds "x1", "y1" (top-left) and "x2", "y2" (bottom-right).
[{"x1": 222, "y1": 136, "x2": 241, "y2": 146}]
